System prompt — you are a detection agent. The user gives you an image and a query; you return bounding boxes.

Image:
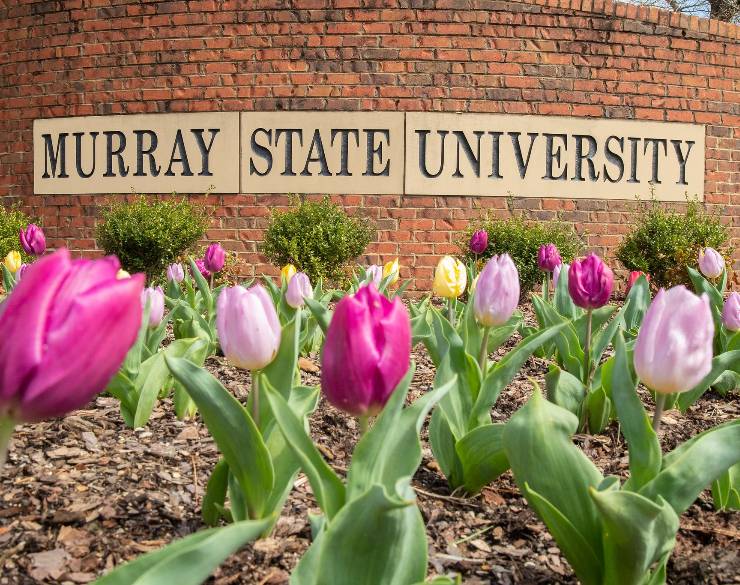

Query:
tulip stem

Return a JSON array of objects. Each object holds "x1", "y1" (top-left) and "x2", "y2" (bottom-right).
[
  {"x1": 652, "y1": 393, "x2": 667, "y2": 433},
  {"x1": 447, "y1": 299, "x2": 455, "y2": 327},
  {"x1": 478, "y1": 327, "x2": 491, "y2": 376},
  {"x1": 545, "y1": 272, "x2": 551, "y2": 303},
  {"x1": 209, "y1": 274, "x2": 214, "y2": 290},
  {"x1": 0, "y1": 416, "x2": 14, "y2": 470},
  {"x1": 580, "y1": 309, "x2": 594, "y2": 433},
  {"x1": 251, "y1": 372, "x2": 260, "y2": 427},
  {"x1": 358, "y1": 415, "x2": 370, "y2": 437}
]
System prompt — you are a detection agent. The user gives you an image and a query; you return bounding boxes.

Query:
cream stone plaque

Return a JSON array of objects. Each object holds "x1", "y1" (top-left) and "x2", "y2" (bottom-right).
[
  {"x1": 34, "y1": 113, "x2": 240, "y2": 194},
  {"x1": 404, "y1": 112, "x2": 705, "y2": 201},
  {"x1": 241, "y1": 112, "x2": 405, "y2": 194}
]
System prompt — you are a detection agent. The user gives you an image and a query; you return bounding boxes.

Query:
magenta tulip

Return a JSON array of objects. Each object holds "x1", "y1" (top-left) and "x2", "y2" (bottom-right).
[
  {"x1": 0, "y1": 249, "x2": 144, "y2": 423},
  {"x1": 322, "y1": 284, "x2": 411, "y2": 417},
  {"x1": 19, "y1": 224, "x2": 46, "y2": 256},
  {"x1": 473, "y1": 254, "x2": 520, "y2": 327},
  {"x1": 204, "y1": 243, "x2": 226, "y2": 274},
  {"x1": 568, "y1": 253, "x2": 613, "y2": 310},
  {"x1": 538, "y1": 243, "x2": 562, "y2": 272},
  {"x1": 698, "y1": 247, "x2": 724, "y2": 279},
  {"x1": 469, "y1": 230, "x2": 488, "y2": 255},
  {"x1": 167, "y1": 263, "x2": 185, "y2": 283},
  {"x1": 722, "y1": 292, "x2": 740, "y2": 332},
  {"x1": 216, "y1": 284, "x2": 281, "y2": 371},
  {"x1": 141, "y1": 286, "x2": 165, "y2": 327},
  {"x1": 286, "y1": 272, "x2": 312, "y2": 309},
  {"x1": 194, "y1": 258, "x2": 211, "y2": 279}
]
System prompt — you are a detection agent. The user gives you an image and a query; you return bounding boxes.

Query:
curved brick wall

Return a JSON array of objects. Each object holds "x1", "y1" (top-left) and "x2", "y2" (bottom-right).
[{"x1": 1, "y1": 0, "x2": 738, "y2": 289}]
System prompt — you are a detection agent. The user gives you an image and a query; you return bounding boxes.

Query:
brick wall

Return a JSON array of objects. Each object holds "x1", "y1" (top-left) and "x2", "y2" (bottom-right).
[{"x1": 1, "y1": 0, "x2": 738, "y2": 290}]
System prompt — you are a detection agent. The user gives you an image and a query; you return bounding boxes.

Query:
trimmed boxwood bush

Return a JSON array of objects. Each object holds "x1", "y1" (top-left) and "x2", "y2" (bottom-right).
[
  {"x1": 0, "y1": 204, "x2": 34, "y2": 263},
  {"x1": 460, "y1": 214, "x2": 583, "y2": 295},
  {"x1": 96, "y1": 196, "x2": 210, "y2": 280},
  {"x1": 261, "y1": 196, "x2": 375, "y2": 285},
  {"x1": 616, "y1": 199, "x2": 728, "y2": 289}
]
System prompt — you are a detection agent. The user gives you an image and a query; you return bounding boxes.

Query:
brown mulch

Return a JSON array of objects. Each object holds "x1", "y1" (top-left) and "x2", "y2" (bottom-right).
[{"x1": 1, "y1": 306, "x2": 739, "y2": 585}]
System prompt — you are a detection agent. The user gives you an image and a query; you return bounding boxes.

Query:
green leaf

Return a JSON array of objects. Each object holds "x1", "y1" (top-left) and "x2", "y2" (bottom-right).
[
  {"x1": 623, "y1": 275, "x2": 651, "y2": 331},
  {"x1": 531, "y1": 296, "x2": 584, "y2": 376},
  {"x1": 574, "y1": 305, "x2": 616, "y2": 349},
  {"x1": 188, "y1": 256, "x2": 213, "y2": 311},
  {"x1": 711, "y1": 463, "x2": 740, "y2": 511},
  {"x1": 304, "y1": 296, "x2": 331, "y2": 334},
  {"x1": 166, "y1": 357, "x2": 274, "y2": 519},
  {"x1": 545, "y1": 365, "x2": 586, "y2": 416},
  {"x1": 92, "y1": 519, "x2": 271, "y2": 585},
  {"x1": 202, "y1": 458, "x2": 229, "y2": 526},
  {"x1": 553, "y1": 263, "x2": 581, "y2": 320},
  {"x1": 676, "y1": 350, "x2": 740, "y2": 411},
  {"x1": 586, "y1": 386, "x2": 611, "y2": 434},
  {"x1": 429, "y1": 408, "x2": 464, "y2": 489},
  {"x1": 590, "y1": 299, "x2": 630, "y2": 366},
  {"x1": 455, "y1": 423, "x2": 509, "y2": 494}
]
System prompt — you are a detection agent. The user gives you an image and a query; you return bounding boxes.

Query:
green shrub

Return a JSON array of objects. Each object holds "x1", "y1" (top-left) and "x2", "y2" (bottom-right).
[
  {"x1": 616, "y1": 199, "x2": 728, "y2": 289},
  {"x1": 96, "y1": 196, "x2": 210, "y2": 280},
  {"x1": 0, "y1": 205, "x2": 34, "y2": 263},
  {"x1": 261, "y1": 196, "x2": 375, "y2": 285},
  {"x1": 460, "y1": 214, "x2": 583, "y2": 295}
]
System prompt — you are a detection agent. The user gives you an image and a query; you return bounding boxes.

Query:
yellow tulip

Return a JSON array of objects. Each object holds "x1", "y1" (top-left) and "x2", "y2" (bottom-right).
[
  {"x1": 382, "y1": 258, "x2": 400, "y2": 285},
  {"x1": 433, "y1": 256, "x2": 467, "y2": 298},
  {"x1": 3, "y1": 250, "x2": 22, "y2": 273},
  {"x1": 281, "y1": 264, "x2": 297, "y2": 283},
  {"x1": 116, "y1": 269, "x2": 131, "y2": 280}
]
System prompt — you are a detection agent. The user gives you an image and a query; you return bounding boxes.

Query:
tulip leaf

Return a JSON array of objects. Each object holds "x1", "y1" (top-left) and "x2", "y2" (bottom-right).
[
  {"x1": 187, "y1": 257, "x2": 213, "y2": 310},
  {"x1": 92, "y1": 518, "x2": 271, "y2": 585},
  {"x1": 144, "y1": 313, "x2": 173, "y2": 358},
  {"x1": 711, "y1": 370, "x2": 739, "y2": 397},
  {"x1": 202, "y1": 458, "x2": 229, "y2": 526},
  {"x1": 676, "y1": 350, "x2": 740, "y2": 411},
  {"x1": 574, "y1": 305, "x2": 616, "y2": 350},
  {"x1": 262, "y1": 380, "x2": 346, "y2": 520},
  {"x1": 623, "y1": 276, "x2": 651, "y2": 332},
  {"x1": 711, "y1": 463, "x2": 740, "y2": 511},
  {"x1": 590, "y1": 299, "x2": 630, "y2": 366},
  {"x1": 586, "y1": 385, "x2": 612, "y2": 434},
  {"x1": 166, "y1": 356, "x2": 274, "y2": 519},
  {"x1": 429, "y1": 408, "x2": 465, "y2": 489},
  {"x1": 1, "y1": 264, "x2": 14, "y2": 293},
  {"x1": 728, "y1": 331, "x2": 740, "y2": 352},
  {"x1": 553, "y1": 264, "x2": 582, "y2": 320},
  {"x1": 486, "y1": 314, "x2": 523, "y2": 356},
  {"x1": 304, "y1": 296, "x2": 331, "y2": 334},
  {"x1": 545, "y1": 365, "x2": 586, "y2": 416},
  {"x1": 531, "y1": 296, "x2": 584, "y2": 376},
  {"x1": 455, "y1": 423, "x2": 509, "y2": 494}
]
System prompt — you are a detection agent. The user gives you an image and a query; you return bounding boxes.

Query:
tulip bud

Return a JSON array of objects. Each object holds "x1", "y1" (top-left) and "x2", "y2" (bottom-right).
[
  {"x1": 473, "y1": 254, "x2": 520, "y2": 327},
  {"x1": 167, "y1": 263, "x2": 185, "y2": 283},
  {"x1": 722, "y1": 292, "x2": 740, "y2": 332},
  {"x1": 141, "y1": 286, "x2": 165, "y2": 327},
  {"x1": 433, "y1": 256, "x2": 467, "y2": 299},
  {"x1": 216, "y1": 284, "x2": 281, "y2": 371},
  {"x1": 286, "y1": 272, "x2": 313, "y2": 309},
  {"x1": 321, "y1": 284, "x2": 411, "y2": 417},
  {"x1": 634, "y1": 286, "x2": 714, "y2": 394},
  {"x1": 626, "y1": 270, "x2": 650, "y2": 294},
  {"x1": 469, "y1": 230, "x2": 488, "y2": 255},
  {"x1": 553, "y1": 262, "x2": 568, "y2": 289},
  {"x1": 16, "y1": 263, "x2": 29, "y2": 281},
  {"x1": 537, "y1": 243, "x2": 562, "y2": 272},
  {"x1": 204, "y1": 243, "x2": 225, "y2": 273},
  {"x1": 698, "y1": 247, "x2": 724, "y2": 279},
  {"x1": 4, "y1": 251, "x2": 22, "y2": 273},
  {"x1": 281, "y1": 264, "x2": 297, "y2": 283},
  {"x1": 116, "y1": 269, "x2": 131, "y2": 280},
  {"x1": 19, "y1": 224, "x2": 46, "y2": 256},
  {"x1": 383, "y1": 258, "x2": 400, "y2": 285},
  {"x1": 194, "y1": 258, "x2": 211, "y2": 280},
  {"x1": 0, "y1": 249, "x2": 144, "y2": 422},
  {"x1": 568, "y1": 253, "x2": 613, "y2": 310},
  {"x1": 366, "y1": 265, "x2": 382, "y2": 286}
]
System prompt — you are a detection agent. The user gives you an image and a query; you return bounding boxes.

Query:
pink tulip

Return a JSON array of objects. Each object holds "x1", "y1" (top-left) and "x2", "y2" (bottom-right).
[
  {"x1": 698, "y1": 247, "x2": 724, "y2": 279},
  {"x1": 286, "y1": 272, "x2": 312, "y2": 309},
  {"x1": 626, "y1": 271, "x2": 650, "y2": 294},
  {"x1": 203, "y1": 243, "x2": 225, "y2": 274},
  {"x1": 366, "y1": 265, "x2": 382, "y2": 286},
  {"x1": 321, "y1": 284, "x2": 411, "y2": 417},
  {"x1": 19, "y1": 224, "x2": 46, "y2": 256},
  {"x1": 568, "y1": 253, "x2": 613, "y2": 310},
  {"x1": 553, "y1": 262, "x2": 568, "y2": 289},
  {"x1": 216, "y1": 284, "x2": 281, "y2": 370},
  {"x1": 473, "y1": 254, "x2": 520, "y2": 327},
  {"x1": 634, "y1": 286, "x2": 714, "y2": 395},
  {"x1": 167, "y1": 263, "x2": 184, "y2": 283},
  {"x1": 538, "y1": 243, "x2": 562, "y2": 272},
  {"x1": 0, "y1": 249, "x2": 144, "y2": 422},
  {"x1": 722, "y1": 292, "x2": 740, "y2": 332},
  {"x1": 469, "y1": 230, "x2": 488, "y2": 255},
  {"x1": 141, "y1": 286, "x2": 165, "y2": 327},
  {"x1": 193, "y1": 258, "x2": 211, "y2": 280}
]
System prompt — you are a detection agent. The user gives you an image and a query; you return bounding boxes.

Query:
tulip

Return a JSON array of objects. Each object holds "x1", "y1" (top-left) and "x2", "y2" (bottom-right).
[
  {"x1": 568, "y1": 253, "x2": 613, "y2": 310},
  {"x1": 633, "y1": 286, "x2": 714, "y2": 431},
  {"x1": 474, "y1": 254, "x2": 520, "y2": 328},
  {"x1": 626, "y1": 271, "x2": 650, "y2": 295},
  {"x1": 383, "y1": 258, "x2": 400, "y2": 285},
  {"x1": 321, "y1": 284, "x2": 411, "y2": 421},
  {"x1": 538, "y1": 243, "x2": 562, "y2": 272},
  {"x1": 433, "y1": 256, "x2": 467, "y2": 299},
  {"x1": 16, "y1": 263, "x2": 29, "y2": 281},
  {"x1": 280, "y1": 264, "x2": 297, "y2": 284},
  {"x1": 19, "y1": 224, "x2": 46, "y2": 256},
  {"x1": 286, "y1": 272, "x2": 312, "y2": 309},
  {"x1": 698, "y1": 247, "x2": 724, "y2": 279},
  {"x1": 469, "y1": 230, "x2": 488, "y2": 255},
  {"x1": 366, "y1": 265, "x2": 382, "y2": 286},
  {"x1": 194, "y1": 258, "x2": 211, "y2": 280},
  {"x1": 0, "y1": 249, "x2": 144, "y2": 467},
  {"x1": 141, "y1": 286, "x2": 165, "y2": 327},
  {"x1": 553, "y1": 262, "x2": 568, "y2": 290},
  {"x1": 3, "y1": 251, "x2": 21, "y2": 274},
  {"x1": 204, "y1": 243, "x2": 225, "y2": 274},
  {"x1": 167, "y1": 263, "x2": 185, "y2": 283},
  {"x1": 722, "y1": 292, "x2": 740, "y2": 332},
  {"x1": 116, "y1": 269, "x2": 130, "y2": 280}
]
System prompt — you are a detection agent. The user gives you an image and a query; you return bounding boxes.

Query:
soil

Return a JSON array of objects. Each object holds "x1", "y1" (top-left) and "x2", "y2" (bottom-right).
[{"x1": 1, "y1": 305, "x2": 738, "y2": 585}]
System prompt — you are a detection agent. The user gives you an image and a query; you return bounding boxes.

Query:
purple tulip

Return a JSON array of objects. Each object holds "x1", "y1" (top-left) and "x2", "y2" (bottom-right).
[
  {"x1": 167, "y1": 263, "x2": 185, "y2": 283},
  {"x1": 19, "y1": 224, "x2": 46, "y2": 256},
  {"x1": 0, "y1": 249, "x2": 144, "y2": 422},
  {"x1": 216, "y1": 284, "x2": 281, "y2": 370},
  {"x1": 634, "y1": 286, "x2": 714, "y2": 395},
  {"x1": 473, "y1": 254, "x2": 520, "y2": 327},
  {"x1": 366, "y1": 265, "x2": 382, "y2": 286},
  {"x1": 722, "y1": 292, "x2": 740, "y2": 332},
  {"x1": 538, "y1": 243, "x2": 562, "y2": 272},
  {"x1": 469, "y1": 230, "x2": 488, "y2": 255},
  {"x1": 568, "y1": 253, "x2": 613, "y2": 310},
  {"x1": 16, "y1": 263, "x2": 29, "y2": 281},
  {"x1": 698, "y1": 247, "x2": 724, "y2": 279},
  {"x1": 286, "y1": 272, "x2": 312, "y2": 309},
  {"x1": 193, "y1": 258, "x2": 211, "y2": 280},
  {"x1": 553, "y1": 262, "x2": 568, "y2": 289},
  {"x1": 141, "y1": 286, "x2": 165, "y2": 327},
  {"x1": 321, "y1": 284, "x2": 411, "y2": 417},
  {"x1": 203, "y1": 243, "x2": 226, "y2": 274}
]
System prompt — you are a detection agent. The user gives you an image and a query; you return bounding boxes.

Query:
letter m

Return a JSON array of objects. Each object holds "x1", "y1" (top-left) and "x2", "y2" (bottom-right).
[{"x1": 42, "y1": 133, "x2": 69, "y2": 178}]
